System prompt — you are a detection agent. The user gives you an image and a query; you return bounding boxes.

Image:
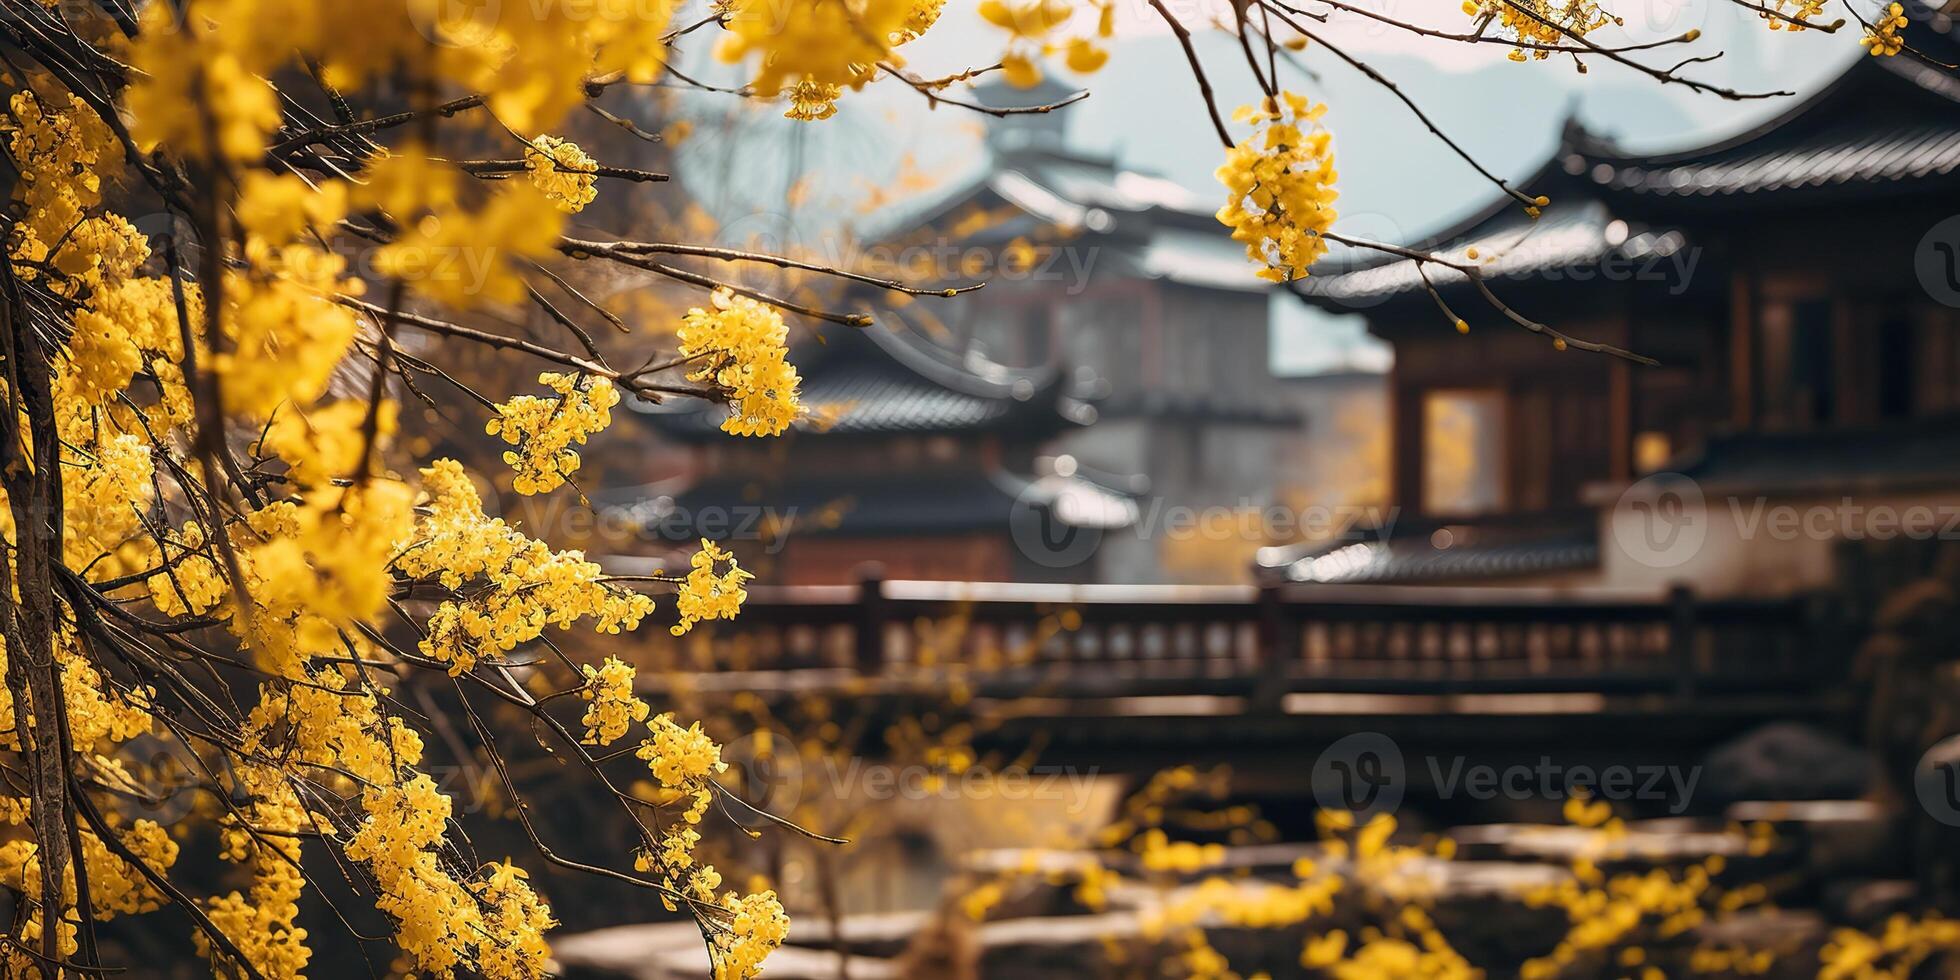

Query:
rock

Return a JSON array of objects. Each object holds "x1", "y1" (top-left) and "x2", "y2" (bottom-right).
[
  {"x1": 1444, "y1": 821, "x2": 1774, "y2": 877},
  {"x1": 1669, "y1": 909, "x2": 1829, "y2": 980},
  {"x1": 1822, "y1": 879, "x2": 1919, "y2": 927},
  {"x1": 1727, "y1": 799, "x2": 1906, "y2": 881},
  {"x1": 552, "y1": 921, "x2": 704, "y2": 980},
  {"x1": 1702, "y1": 723, "x2": 1872, "y2": 804},
  {"x1": 1391, "y1": 858, "x2": 1574, "y2": 969},
  {"x1": 957, "y1": 849, "x2": 1110, "y2": 918},
  {"x1": 552, "y1": 921, "x2": 902, "y2": 980},
  {"x1": 1689, "y1": 907, "x2": 1828, "y2": 951},
  {"x1": 1443, "y1": 823, "x2": 1541, "y2": 862},
  {"x1": 722, "y1": 946, "x2": 899, "y2": 980},
  {"x1": 978, "y1": 911, "x2": 1168, "y2": 979},
  {"x1": 1167, "y1": 877, "x2": 1343, "y2": 976},
  {"x1": 1199, "y1": 842, "x2": 1327, "y2": 880}
]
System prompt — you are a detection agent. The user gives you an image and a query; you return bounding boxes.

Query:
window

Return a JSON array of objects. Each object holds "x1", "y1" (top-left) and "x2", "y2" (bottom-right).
[
  {"x1": 1758, "y1": 296, "x2": 1835, "y2": 428},
  {"x1": 1878, "y1": 315, "x2": 1916, "y2": 418},
  {"x1": 1423, "y1": 390, "x2": 1506, "y2": 516}
]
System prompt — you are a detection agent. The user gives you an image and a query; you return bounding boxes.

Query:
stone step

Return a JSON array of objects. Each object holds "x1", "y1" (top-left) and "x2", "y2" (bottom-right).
[
  {"x1": 553, "y1": 920, "x2": 903, "y2": 980},
  {"x1": 776, "y1": 909, "x2": 931, "y2": 960},
  {"x1": 1726, "y1": 799, "x2": 1906, "y2": 881}
]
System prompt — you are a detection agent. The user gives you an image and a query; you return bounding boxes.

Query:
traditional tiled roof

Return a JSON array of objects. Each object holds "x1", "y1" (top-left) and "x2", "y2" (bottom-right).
[
  {"x1": 631, "y1": 317, "x2": 1098, "y2": 439},
  {"x1": 1578, "y1": 4, "x2": 1960, "y2": 202},
  {"x1": 1264, "y1": 516, "x2": 1599, "y2": 585},
  {"x1": 599, "y1": 467, "x2": 1136, "y2": 538},
  {"x1": 1297, "y1": 9, "x2": 1960, "y2": 307},
  {"x1": 1300, "y1": 192, "x2": 1687, "y2": 305},
  {"x1": 863, "y1": 146, "x2": 1266, "y2": 292},
  {"x1": 1584, "y1": 121, "x2": 1960, "y2": 198}
]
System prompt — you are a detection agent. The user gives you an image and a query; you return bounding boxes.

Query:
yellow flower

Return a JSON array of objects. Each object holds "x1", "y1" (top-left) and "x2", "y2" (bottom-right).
[
  {"x1": 1001, "y1": 50, "x2": 1043, "y2": 88},
  {"x1": 677, "y1": 290, "x2": 804, "y2": 437},
  {"x1": 486, "y1": 372, "x2": 621, "y2": 495},
  {"x1": 672, "y1": 539, "x2": 754, "y2": 635},
  {"x1": 1861, "y1": 2, "x2": 1908, "y2": 56},
  {"x1": 1065, "y1": 37, "x2": 1108, "y2": 73},
  {"x1": 525, "y1": 135, "x2": 600, "y2": 212},
  {"x1": 1463, "y1": 0, "x2": 1621, "y2": 59},
  {"x1": 1216, "y1": 92, "x2": 1339, "y2": 282},
  {"x1": 717, "y1": 0, "x2": 912, "y2": 116},
  {"x1": 580, "y1": 657, "x2": 652, "y2": 746}
]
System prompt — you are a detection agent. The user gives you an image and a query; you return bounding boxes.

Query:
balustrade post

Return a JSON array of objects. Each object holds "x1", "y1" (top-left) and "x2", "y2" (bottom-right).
[
  {"x1": 855, "y1": 563, "x2": 887, "y2": 676},
  {"x1": 1254, "y1": 583, "x2": 1294, "y2": 713},
  {"x1": 1668, "y1": 583, "x2": 1697, "y2": 701}
]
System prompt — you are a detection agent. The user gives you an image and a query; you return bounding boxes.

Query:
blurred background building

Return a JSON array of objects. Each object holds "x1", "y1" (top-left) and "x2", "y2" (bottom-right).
[
  {"x1": 1273, "y1": 24, "x2": 1960, "y2": 597},
  {"x1": 610, "y1": 78, "x2": 1355, "y2": 584}
]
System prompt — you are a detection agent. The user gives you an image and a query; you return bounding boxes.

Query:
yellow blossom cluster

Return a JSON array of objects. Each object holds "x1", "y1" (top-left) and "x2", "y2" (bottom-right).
[
  {"x1": 61, "y1": 433, "x2": 156, "y2": 575},
  {"x1": 526, "y1": 135, "x2": 601, "y2": 213},
  {"x1": 398, "y1": 459, "x2": 657, "y2": 674},
  {"x1": 981, "y1": 0, "x2": 1113, "y2": 87},
  {"x1": 0, "y1": 0, "x2": 812, "y2": 974},
  {"x1": 343, "y1": 773, "x2": 557, "y2": 978},
  {"x1": 1514, "y1": 798, "x2": 1773, "y2": 979},
  {"x1": 1462, "y1": 0, "x2": 1620, "y2": 61},
  {"x1": 0, "y1": 815, "x2": 181, "y2": 975},
  {"x1": 1216, "y1": 93, "x2": 1340, "y2": 283},
  {"x1": 4, "y1": 91, "x2": 141, "y2": 294},
  {"x1": 2, "y1": 91, "x2": 197, "y2": 470},
  {"x1": 361, "y1": 149, "x2": 567, "y2": 308},
  {"x1": 637, "y1": 713, "x2": 726, "y2": 824},
  {"x1": 123, "y1": 0, "x2": 682, "y2": 163},
  {"x1": 1862, "y1": 3, "x2": 1909, "y2": 55},
  {"x1": 672, "y1": 539, "x2": 754, "y2": 635},
  {"x1": 580, "y1": 656, "x2": 653, "y2": 745},
  {"x1": 786, "y1": 80, "x2": 847, "y2": 122},
  {"x1": 1764, "y1": 0, "x2": 1829, "y2": 30},
  {"x1": 487, "y1": 372, "x2": 621, "y2": 494},
  {"x1": 714, "y1": 889, "x2": 792, "y2": 979},
  {"x1": 623, "y1": 709, "x2": 760, "y2": 936},
  {"x1": 244, "y1": 482, "x2": 419, "y2": 677},
  {"x1": 201, "y1": 764, "x2": 319, "y2": 977},
  {"x1": 1137, "y1": 828, "x2": 1225, "y2": 874},
  {"x1": 678, "y1": 290, "x2": 804, "y2": 436},
  {"x1": 716, "y1": 0, "x2": 913, "y2": 120},
  {"x1": 216, "y1": 172, "x2": 365, "y2": 421},
  {"x1": 1820, "y1": 911, "x2": 1960, "y2": 979}
]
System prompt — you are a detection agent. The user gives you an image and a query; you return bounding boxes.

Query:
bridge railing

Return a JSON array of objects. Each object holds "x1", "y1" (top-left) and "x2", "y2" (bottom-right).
[{"x1": 655, "y1": 572, "x2": 1842, "y2": 701}]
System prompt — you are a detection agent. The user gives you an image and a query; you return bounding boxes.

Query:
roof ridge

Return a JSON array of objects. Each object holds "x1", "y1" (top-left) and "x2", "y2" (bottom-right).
[{"x1": 858, "y1": 314, "x2": 1062, "y2": 400}]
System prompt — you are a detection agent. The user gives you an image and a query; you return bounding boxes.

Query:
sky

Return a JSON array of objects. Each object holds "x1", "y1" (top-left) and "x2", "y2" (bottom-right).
[{"x1": 670, "y1": 0, "x2": 1865, "y2": 374}]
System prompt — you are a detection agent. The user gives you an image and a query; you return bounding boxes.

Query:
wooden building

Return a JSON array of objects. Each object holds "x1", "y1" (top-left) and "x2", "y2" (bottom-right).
[
  {"x1": 1282, "y1": 10, "x2": 1960, "y2": 594},
  {"x1": 851, "y1": 77, "x2": 1299, "y2": 582},
  {"x1": 608, "y1": 318, "x2": 1129, "y2": 585}
]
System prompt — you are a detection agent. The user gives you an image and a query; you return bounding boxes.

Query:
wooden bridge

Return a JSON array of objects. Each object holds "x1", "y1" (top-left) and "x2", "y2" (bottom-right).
[{"x1": 643, "y1": 572, "x2": 1863, "y2": 788}]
